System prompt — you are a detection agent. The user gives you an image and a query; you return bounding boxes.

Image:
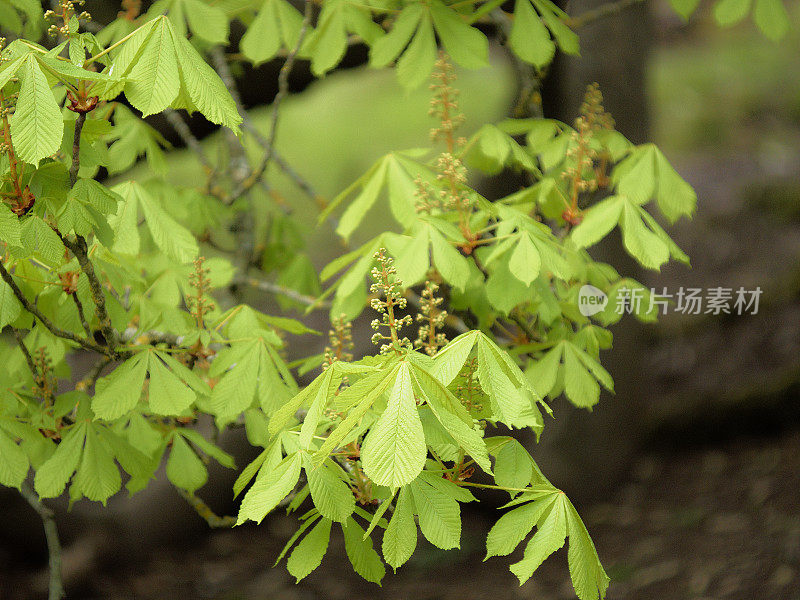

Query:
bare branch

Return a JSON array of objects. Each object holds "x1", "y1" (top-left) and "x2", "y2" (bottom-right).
[{"x1": 176, "y1": 488, "x2": 236, "y2": 528}]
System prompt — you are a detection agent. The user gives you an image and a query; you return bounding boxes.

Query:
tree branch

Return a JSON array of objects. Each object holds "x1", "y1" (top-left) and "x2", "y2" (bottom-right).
[
  {"x1": 243, "y1": 276, "x2": 330, "y2": 309},
  {"x1": 68, "y1": 113, "x2": 86, "y2": 187},
  {"x1": 568, "y1": 0, "x2": 647, "y2": 28},
  {"x1": 57, "y1": 234, "x2": 118, "y2": 353},
  {"x1": 18, "y1": 482, "x2": 64, "y2": 600},
  {"x1": 163, "y1": 108, "x2": 212, "y2": 172},
  {"x1": 0, "y1": 259, "x2": 110, "y2": 355},
  {"x1": 176, "y1": 488, "x2": 236, "y2": 528}
]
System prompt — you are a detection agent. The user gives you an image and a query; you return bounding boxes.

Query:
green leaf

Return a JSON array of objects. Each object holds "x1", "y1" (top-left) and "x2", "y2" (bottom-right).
[
  {"x1": 303, "y1": 0, "x2": 347, "y2": 76},
  {"x1": 0, "y1": 428, "x2": 29, "y2": 488},
  {"x1": 509, "y1": 0, "x2": 555, "y2": 68},
  {"x1": 753, "y1": 0, "x2": 790, "y2": 40},
  {"x1": 342, "y1": 517, "x2": 386, "y2": 584},
  {"x1": 11, "y1": 55, "x2": 63, "y2": 165},
  {"x1": 147, "y1": 353, "x2": 196, "y2": 415},
  {"x1": 72, "y1": 425, "x2": 122, "y2": 504},
  {"x1": 183, "y1": 0, "x2": 228, "y2": 44},
  {"x1": 314, "y1": 363, "x2": 400, "y2": 460},
  {"x1": 653, "y1": 148, "x2": 696, "y2": 223},
  {"x1": 429, "y1": 0, "x2": 488, "y2": 69},
  {"x1": 494, "y1": 438, "x2": 534, "y2": 492},
  {"x1": 124, "y1": 16, "x2": 180, "y2": 116},
  {"x1": 668, "y1": 0, "x2": 702, "y2": 19},
  {"x1": 566, "y1": 498, "x2": 610, "y2": 600},
  {"x1": 382, "y1": 487, "x2": 417, "y2": 571},
  {"x1": 303, "y1": 454, "x2": 355, "y2": 523},
  {"x1": 429, "y1": 225, "x2": 469, "y2": 291},
  {"x1": 34, "y1": 423, "x2": 86, "y2": 497},
  {"x1": 361, "y1": 362, "x2": 426, "y2": 488},
  {"x1": 237, "y1": 452, "x2": 302, "y2": 524},
  {"x1": 713, "y1": 0, "x2": 752, "y2": 25},
  {"x1": 0, "y1": 203, "x2": 22, "y2": 246},
  {"x1": 570, "y1": 196, "x2": 624, "y2": 248},
  {"x1": 166, "y1": 432, "x2": 207, "y2": 493},
  {"x1": 509, "y1": 232, "x2": 541, "y2": 286},
  {"x1": 410, "y1": 362, "x2": 492, "y2": 474},
  {"x1": 509, "y1": 495, "x2": 567, "y2": 583},
  {"x1": 92, "y1": 353, "x2": 148, "y2": 421},
  {"x1": 136, "y1": 183, "x2": 199, "y2": 263},
  {"x1": 287, "y1": 517, "x2": 332, "y2": 582},
  {"x1": 181, "y1": 429, "x2": 235, "y2": 469},
  {"x1": 396, "y1": 12, "x2": 437, "y2": 89},
  {"x1": 170, "y1": 20, "x2": 242, "y2": 133},
  {"x1": 0, "y1": 278, "x2": 22, "y2": 330},
  {"x1": 432, "y1": 330, "x2": 479, "y2": 386},
  {"x1": 409, "y1": 476, "x2": 461, "y2": 550},
  {"x1": 619, "y1": 201, "x2": 669, "y2": 270},
  {"x1": 486, "y1": 493, "x2": 557, "y2": 558},
  {"x1": 562, "y1": 343, "x2": 601, "y2": 408},
  {"x1": 242, "y1": 0, "x2": 302, "y2": 65},
  {"x1": 369, "y1": 4, "x2": 423, "y2": 67}
]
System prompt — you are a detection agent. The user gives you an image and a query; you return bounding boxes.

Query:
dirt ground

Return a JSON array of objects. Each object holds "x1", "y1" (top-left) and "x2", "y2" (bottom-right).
[{"x1": 5, "y1": 421, "x2": 798, "y2": 600}]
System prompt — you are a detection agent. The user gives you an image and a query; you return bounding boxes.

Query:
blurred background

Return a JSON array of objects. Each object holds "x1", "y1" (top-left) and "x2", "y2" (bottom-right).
[{"x1": 2, "y1": 0, "x2": 800, "y2": 598}]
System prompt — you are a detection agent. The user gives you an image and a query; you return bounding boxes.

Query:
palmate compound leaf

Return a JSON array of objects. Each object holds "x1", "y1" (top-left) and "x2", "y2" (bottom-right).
[
  {"x1": 360, "y1": 362, "x2": 427, "y2": 488},
  {"x1": 526, "y1": 340, "x2": 613, "y2": 409},
  {"x1": 111, "y1": 181, "x2": 198, "y2": 263},
  {"x1": 103, "y1": 16, "x2": 241, "y2": 132},
  {"x1": 570, "y1": 195, "x2": 688, "y2": 272},
  {"x1": 487, "y1": 491, "x2": 610, "y2": 599},
  {"x1": 368, "y1": 0, "x2": 487, "y2": 88},
  {"x1": 320, "y1": 151, "x2": 432, "y2": 242}
]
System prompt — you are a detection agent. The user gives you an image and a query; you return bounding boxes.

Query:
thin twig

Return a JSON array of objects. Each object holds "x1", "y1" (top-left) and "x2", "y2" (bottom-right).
[
  {"x1": 244, "y1": 277, "x2": 330, "y2": 309},
  {"x1": 71, "y1": 293, "x2": 92, "y2": 337},
  {"x1": 12, "y1": 327, "x2": 38, "y2": 378},
  {"x1": 229, "y1": 0, "x2": 314, "y2": 203},
  {"x1": 176, "y1": 488, "x2": 236, "y2": 528},
  {"x1": 18, "y1": 482, "x2": 64, "y2": 600},
  {"x1": 568, "y1": 0, "x2": 647, "y2": 28},
  {"x1": 0, "y1": 260, "x2": 109, "y2": 355},
  {"x1": 163, "y1": 108, "x2": 212, "y2": 171},
  {"x1": 75, "y1": 355, "x2": 113, "y2": 391}
]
